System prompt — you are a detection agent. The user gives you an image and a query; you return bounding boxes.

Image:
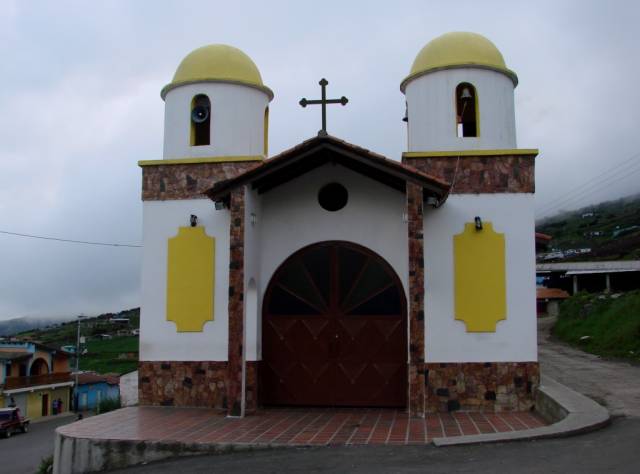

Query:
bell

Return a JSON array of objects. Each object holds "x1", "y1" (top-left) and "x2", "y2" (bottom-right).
[{"x1": 460, "y1": 87, "x2": 473, "y2": 100}]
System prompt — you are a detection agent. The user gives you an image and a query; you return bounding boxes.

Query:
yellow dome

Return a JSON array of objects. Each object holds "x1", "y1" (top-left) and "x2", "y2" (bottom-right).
[
  {"x1": 400, "y1": 32, "x2": 518, "y2": 91},
  {"x1": 161, "y1": 44, "x2": 273, "y2": 100}
]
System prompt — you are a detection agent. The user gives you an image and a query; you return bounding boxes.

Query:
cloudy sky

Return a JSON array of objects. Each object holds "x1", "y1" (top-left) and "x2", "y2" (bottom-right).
[{"x1": 1, "y1": 1, "x2": 638, "y2": 320}]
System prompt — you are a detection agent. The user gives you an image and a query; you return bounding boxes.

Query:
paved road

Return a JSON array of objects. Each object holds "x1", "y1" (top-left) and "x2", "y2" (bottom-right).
[
  {"x1": 1, "y1": 415, "x2": 75, "y2": 474},
  {"x1": 538, "y1": 315, "x2": 640, "y2": 418},
  {"x1": 113, "y1": 418, "x2": 640, "y2": 474}
]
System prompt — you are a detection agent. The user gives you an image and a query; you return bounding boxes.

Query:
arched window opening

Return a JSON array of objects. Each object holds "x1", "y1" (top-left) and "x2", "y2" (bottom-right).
[
  {"x1": 30, "y1": 358, "x2": 50, "y2": 376},
  {"x1": 263, "y1": 107, "x2": 269, "y2": 157},
  {"x1": 190, "y1": 94, "x2": 211, "y2": 146},
  {"x1": 456, "y1": 83, "x2": 478, "y2": 137}
]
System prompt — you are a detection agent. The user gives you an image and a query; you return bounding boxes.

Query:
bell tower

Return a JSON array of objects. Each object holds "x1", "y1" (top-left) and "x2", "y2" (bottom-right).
[
  {"x1": 161, "y1": 44, "x2": 273, "y2": 160},
  {"x1": 400, "y1": 32, "x2": 540, "y2": 414},
  {"x1": 401, "y1": 32, "x2": 518, "y2": 152}
]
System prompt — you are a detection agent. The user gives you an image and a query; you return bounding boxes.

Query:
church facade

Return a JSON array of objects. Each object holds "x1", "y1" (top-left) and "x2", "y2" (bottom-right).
[{"x1": 138, "y1": 32, "x2": 539, "y2": 417}]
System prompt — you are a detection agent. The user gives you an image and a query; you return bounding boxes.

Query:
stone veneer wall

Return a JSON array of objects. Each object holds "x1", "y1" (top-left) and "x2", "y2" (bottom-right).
[
  {"x1": 425, "y1": 362, "x2": 539, "y2": 412},
  {"x1": 141, "y1": 161, "x2": 260, "y2": 201},
  {"x1": 407, "y1": 183, "x2": 426, "y2": 416},
  {"x1": 403, "y1": 154, "x2": 535, "y2": 194},
  {"x1": 138, "y1": 360, "x2": 260, "y2": 412},
  {"x1": 227, "y1": 189, "x2": 245, "y2": 416},
  {"x1": 138, "y1": 361, "x2": 228, "y2": 409},
  {"x1": 245, "y1": 361, "x2": 258, "y2": 413}
]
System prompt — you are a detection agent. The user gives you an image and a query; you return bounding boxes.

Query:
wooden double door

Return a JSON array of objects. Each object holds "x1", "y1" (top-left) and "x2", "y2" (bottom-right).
[{"x1": 261, "y1": 241, "x2": 407, "y2": 407}]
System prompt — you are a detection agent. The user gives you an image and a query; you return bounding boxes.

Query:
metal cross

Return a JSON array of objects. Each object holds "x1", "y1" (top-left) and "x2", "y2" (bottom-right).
[{"x1": 299, "y1": 78, "x2": 348, "y2": 136}]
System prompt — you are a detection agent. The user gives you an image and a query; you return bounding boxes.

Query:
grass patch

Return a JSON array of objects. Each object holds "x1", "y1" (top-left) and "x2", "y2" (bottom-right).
[
  {"x1": 553, "y1": 290, "x2": 640, "y2": 361},
  {"x1": 79, "y1": 336, "x2": 139, "y2": 375}
]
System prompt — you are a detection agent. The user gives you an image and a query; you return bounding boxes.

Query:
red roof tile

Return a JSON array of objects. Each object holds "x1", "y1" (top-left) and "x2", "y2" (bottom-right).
[{"x1": 536, "y1": 287, "x2": 570, "y2": 300}]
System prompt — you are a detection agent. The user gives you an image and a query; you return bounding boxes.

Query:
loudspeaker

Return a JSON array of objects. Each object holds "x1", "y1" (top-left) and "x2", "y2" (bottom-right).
[{"x1": 191, "y1": 105, "x2": 209, "y2": 124}]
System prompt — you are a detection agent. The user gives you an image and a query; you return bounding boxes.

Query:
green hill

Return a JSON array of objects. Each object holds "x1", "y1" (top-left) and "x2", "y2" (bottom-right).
[
  {"x1": 11, "y1": 308, "x2": 140, "y2": 375},
  {"x1": 537, "y1": 193, "x2": 640, "y2": 261}
]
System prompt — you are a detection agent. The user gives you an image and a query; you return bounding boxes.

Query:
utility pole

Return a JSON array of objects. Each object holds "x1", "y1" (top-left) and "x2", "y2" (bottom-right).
[{"x1": 74, "y1": 315, "x2": 85, "y2": 412}]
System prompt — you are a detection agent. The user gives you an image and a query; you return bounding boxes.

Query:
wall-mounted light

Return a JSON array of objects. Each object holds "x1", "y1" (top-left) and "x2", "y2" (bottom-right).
[
  {"x1": 474, "y1": 216, "x2": 483, "y2": 230},
  {"x1": 426, "y1": 196, "x2": 438, "y2": 207},
  {"x1": 250, "y1": 212, "x2": 257, "y2": 226},
  {"x1": 401, "y1": 212, "x2": 408, "y2": 223},
  {"x1": 214, "y1": 201, "x2": 226, "y2": 210},
  {"x1": 190, "y1": 214, "x2": 198, "y2": 227}
]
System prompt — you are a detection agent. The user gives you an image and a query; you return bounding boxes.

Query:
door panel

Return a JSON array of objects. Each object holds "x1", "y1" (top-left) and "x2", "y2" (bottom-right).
[{"x1": 262, "y1": 242, "x2": 407, "y2": 407}]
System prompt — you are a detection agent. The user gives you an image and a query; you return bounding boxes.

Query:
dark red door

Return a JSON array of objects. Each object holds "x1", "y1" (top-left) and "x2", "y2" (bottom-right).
[{"x1": 261, "y1": 241, "x2": 407, "y2": 407}]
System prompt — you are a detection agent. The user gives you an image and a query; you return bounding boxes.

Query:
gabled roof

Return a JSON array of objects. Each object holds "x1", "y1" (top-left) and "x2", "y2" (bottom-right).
[
  {"x1": 535, "y1": 233, "x2": 552, "y2": 242},
  {"x1": 206, "y1": 134, "x2": 451, "y2": 203},
  {"x1": 77, "y1": 372, "x2": 120, "y2": 386},
  {"x1": 0, "y1": 351, "x2": 31, "y2": 362},
  {"x1": 536, "y1": 287, "x2": 570, "y2": 300}
]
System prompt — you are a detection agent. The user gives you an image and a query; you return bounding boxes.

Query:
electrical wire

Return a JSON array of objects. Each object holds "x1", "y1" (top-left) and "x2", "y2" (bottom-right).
[
  {"x1": 538, "y1": 154, "x2": 640, "y2": 218},
  {"x1": 537, "y1": 153, "x2": 640, "y2": 215},
  {"x1": 538, "y1": 165, "x2": 640, "y2": 218},
  {"x1": 538, "y1": 159, "x2": 640, "y2": 215},
  {"x1": 0, "y1": 230, "x2": 141, "y2": 248}
]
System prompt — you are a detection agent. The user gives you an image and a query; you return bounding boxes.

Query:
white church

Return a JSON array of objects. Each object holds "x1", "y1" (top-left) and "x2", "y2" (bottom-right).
[{"x1": 138, "y1": 32, "x2": 539, "y2": 417}]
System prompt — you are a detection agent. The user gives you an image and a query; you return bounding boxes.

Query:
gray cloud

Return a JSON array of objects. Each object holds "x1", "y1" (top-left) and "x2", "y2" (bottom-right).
[{"x1": 1, "y1": 0, "x2": 638, "y2": 319}]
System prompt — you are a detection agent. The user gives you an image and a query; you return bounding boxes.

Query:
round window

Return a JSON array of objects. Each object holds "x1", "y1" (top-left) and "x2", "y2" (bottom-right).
[{"x1": 318, "y1": 183, "x2": 348, "y2": 212}]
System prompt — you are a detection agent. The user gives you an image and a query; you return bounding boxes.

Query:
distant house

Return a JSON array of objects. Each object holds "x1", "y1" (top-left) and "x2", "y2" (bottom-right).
[
  {"x1": 537, "y1": 260, "x2": 640, "y2": 294},
  {"x1": 75, "y1": 372, "x2": 120, "y2": 411},
  {"x1": 612, "y1": 225, "x2": 640, "y2": 238},
  {"x1": 131, "y1": 329, "x2": 140, "y2": 336},
  {"x1": 95, "y1": 334, "x2": 113, "y2": 340},
  {"x1": 581, "y1": 212, "x2": 595, "y2": 218},
  {"x1": 110, "y1": 318, "x2": 130, "y2": 325},
  {"x1": 0, "y1": 342, "x2": 74, "y2": 419},
  {"x1": 119, "y1": 370, "x2": 138, "y2": 407},
  {"x1": 536, "y1": 287, "x2": 570, "y2": 317},
  {"x1": 535, "y1": 232, "x2": 552, "y2": 253}
]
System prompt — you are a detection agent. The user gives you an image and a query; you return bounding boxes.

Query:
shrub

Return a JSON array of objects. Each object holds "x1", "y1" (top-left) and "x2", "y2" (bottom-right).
[
  {"x1": 37, "y1": 456, "x2": 53, "y2": 474},
  {"x1": 97, "y1": 397, "x2": 121, "y2": 414}
]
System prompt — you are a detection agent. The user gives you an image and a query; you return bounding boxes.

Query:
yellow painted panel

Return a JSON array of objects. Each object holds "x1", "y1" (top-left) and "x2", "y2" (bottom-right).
[
  {"x1": 453, "y1": 222, "x2": 506, "y2": 332},
  {"x1": 167, "y1": 227, "x2": 215, "y2": 332}
]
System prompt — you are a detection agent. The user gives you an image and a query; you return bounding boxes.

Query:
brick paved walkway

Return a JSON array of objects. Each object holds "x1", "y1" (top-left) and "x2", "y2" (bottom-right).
[{"x1": 59, "y1": 407, "x2": 546, "y2": 446}]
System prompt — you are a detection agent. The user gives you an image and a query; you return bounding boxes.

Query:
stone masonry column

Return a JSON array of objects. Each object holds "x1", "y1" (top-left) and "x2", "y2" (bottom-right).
[
  {"x1": 227, "y1": 188, "x2": 245, "y2": 416},
  {"x1": 407, "y1": 183, "x2": 425, "y2": 417}
]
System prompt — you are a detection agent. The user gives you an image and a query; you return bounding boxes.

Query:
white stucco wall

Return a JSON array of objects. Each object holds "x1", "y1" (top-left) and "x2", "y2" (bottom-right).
[
  {"x1": 423, "y1": 193, "x2": 537, "y2": 362},
  {"x1": 139, "y1": 199, "x2": 229, "y2": 361},
  {"x1": 257, "y1": 164, "x2": 409, "y2": 360},
  {"x1": 163, "y1": 83, "x2": 269, "y2": 159},
  {"x1": 405, "y1": 68, "x2": 517, "y2": 152},
  {"x1": 244, "y1": 187, "x2": 261, "y2": 362}
]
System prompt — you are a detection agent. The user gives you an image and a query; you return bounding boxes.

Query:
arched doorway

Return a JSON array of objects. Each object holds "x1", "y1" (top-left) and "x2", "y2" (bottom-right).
[
  {"x1": 261, "y1": 241, "x2": 407, "y2": 407},
  {"x1": 30, "y1": 358, "x2": 49, "y2": 376}
]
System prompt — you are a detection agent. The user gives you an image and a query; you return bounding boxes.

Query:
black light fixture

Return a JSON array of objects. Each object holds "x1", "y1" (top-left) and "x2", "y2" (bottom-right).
[
  {"x1": 190, "y1": 214, "x2": 198, "y2": 227},
  {"x1": 474, "y1": 216, "x2": 483, "y2": 230},
  {"x1": 214, "y1": 201, "x2": 226, "y2": 210}
]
